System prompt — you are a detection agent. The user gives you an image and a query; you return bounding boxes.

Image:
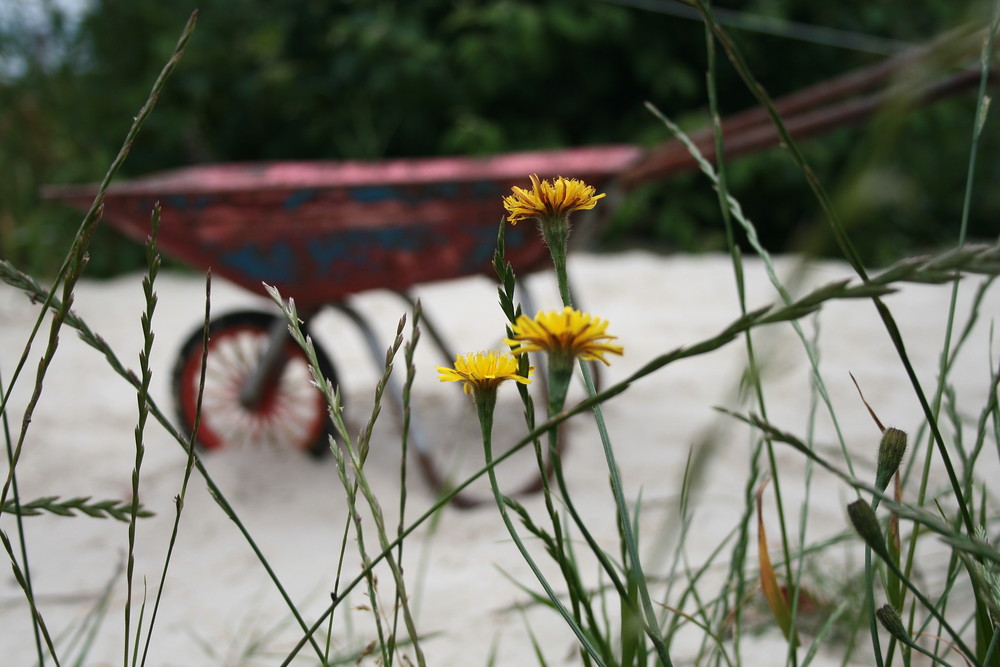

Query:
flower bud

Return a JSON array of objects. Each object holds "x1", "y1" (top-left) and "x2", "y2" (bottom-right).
[
  {"x1": 847, "y1": 499, "x2": 888, "y2": 560},
  {"x1": 875, "y1": 427, "x2": 907, "y2": 494},
  {"x1": 875, "y1": 604, "x2": 910, "y2": 642}
]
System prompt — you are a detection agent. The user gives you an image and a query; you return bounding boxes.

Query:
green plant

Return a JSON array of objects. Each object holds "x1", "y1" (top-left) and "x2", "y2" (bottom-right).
[{"x1": 2, "y1": 3, "x2": 1000, "y2": 666}]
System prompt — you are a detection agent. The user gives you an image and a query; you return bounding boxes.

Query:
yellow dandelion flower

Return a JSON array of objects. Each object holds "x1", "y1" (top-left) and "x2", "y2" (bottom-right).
[
  {"x1": 505, "y1": 307, "x2": 623, "y2": 366},
  {"x1": 503, "y1": 174, "x2": 606, "y2": 225},
  {"x1": 437, "y1": 351, "x2": 533, "y2": 395}
]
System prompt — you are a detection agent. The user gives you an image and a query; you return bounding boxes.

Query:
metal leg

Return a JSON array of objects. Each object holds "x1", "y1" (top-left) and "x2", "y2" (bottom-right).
[
  {"x1": 238, "y1": 314, "x2": 299, "y2": 409},
  {"x1": 333, "y1": 300, "x2": 483, "y2": 508},
  {"x1": 393, "y1": 291, "x2": 455, "y2": 364},
  {"x1": 332, "y1": 302, "x2": 423, "y2": 446}
]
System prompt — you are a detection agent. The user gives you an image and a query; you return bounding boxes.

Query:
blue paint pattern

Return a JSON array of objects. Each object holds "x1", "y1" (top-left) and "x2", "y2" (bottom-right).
[
  {"x1": 221, "y1": 241, "x2": 297, "y2": 284},
  {"x1": 351, "y1": 186, "x2": 397, "y2": 203},
  {"x1": 164, "y1": 194, "x2": 214, "y2": 211},
  {"x1": 307, "y1": 225, "x2": 449, "y2": 280},
  {"x1": 283, "y1": 189, "x2": 317, "y2": 211}
]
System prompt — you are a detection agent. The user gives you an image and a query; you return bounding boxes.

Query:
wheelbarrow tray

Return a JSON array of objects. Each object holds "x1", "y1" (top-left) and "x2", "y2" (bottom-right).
[{"x1": 45, "y1": 145, "x2": 642, "y2": 307}]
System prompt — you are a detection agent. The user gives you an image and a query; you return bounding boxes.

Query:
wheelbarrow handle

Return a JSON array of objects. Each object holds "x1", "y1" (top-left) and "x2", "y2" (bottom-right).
[{"x1": 617, "y1": 23, "x2": 994, "y2": 189}]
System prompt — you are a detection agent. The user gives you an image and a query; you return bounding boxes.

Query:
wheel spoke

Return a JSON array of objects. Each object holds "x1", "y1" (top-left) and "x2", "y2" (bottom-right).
[{"x1": 172, "y1": 312, "x2": 336, "y2": 454}]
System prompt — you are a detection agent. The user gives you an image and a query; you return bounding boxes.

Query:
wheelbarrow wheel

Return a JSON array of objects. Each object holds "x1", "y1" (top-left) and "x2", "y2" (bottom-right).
[{"x1": 172, "y1": 310, "x2": 337, "y2": 458}]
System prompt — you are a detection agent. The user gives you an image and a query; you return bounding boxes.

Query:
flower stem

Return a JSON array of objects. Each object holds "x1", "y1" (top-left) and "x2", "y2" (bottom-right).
[
  {"x1": 545, "y1": 238, "x2": 672, "y2": 664},
  {"x1": 541, "y1": 218, "x2": 573, "y2": 307},
  {"x1": 545, "y1": 382, "x2": 667, "y2": 659},
  {"x1": 474, "y1": 389, "x2": 606, "y2": 666}
]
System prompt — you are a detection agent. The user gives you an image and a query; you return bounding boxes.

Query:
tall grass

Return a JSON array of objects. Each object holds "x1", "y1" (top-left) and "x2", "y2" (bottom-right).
[{"x1": 2, "y1": 5, "x2": 1000, "y2": 666}]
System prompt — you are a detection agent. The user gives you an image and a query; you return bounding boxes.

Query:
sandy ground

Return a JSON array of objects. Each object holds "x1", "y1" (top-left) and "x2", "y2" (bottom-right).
[{"x1": 1, "y1": 250, "x2": 997, "y2": 666}]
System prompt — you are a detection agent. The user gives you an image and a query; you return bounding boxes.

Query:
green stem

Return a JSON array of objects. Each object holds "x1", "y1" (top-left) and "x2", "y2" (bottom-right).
[
  {"x1": 539, "y1": 367, "x2": 597, "y2": 661},
  {"x1": 475, "y1": 388, "x2": 607, "y2": 666},
  {"x1": 579, "y1": 360, "x2": 672, "y2": 666},
  {"x1": 553, "y1": 253, "x2": 574, "y2": 310},
  {"x1": 546, "y1": 378, "x2": 666, "y2": 659},
  {"x1": 865, "y1": 548, "x2": 885, "y2": 667},
  {"x1": 692, "y1": 0, "x2": 977, "y2": 541},
  {"x1": 140, "y1": 274, "x2": 210, "y2": 667},
  {"x1": 904, "y1": 7, "x2": 1000, "y2": 659},
  {"x1": 0, "y1": 368, "x2": 45, "y2": 665},
  {"x1": 546, "y1": 235, "x2": 672, "y2": 665}
]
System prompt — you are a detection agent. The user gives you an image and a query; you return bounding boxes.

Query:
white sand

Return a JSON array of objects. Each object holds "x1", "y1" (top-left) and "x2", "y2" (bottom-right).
[{"x1": 1, "y1": 251, "x2": 996, "y2": 666}]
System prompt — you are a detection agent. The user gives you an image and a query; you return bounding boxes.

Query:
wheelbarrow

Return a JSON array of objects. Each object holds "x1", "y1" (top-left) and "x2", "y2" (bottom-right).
[{"x1": 43, "y1": 42, "x2": 985, "y2": 505}]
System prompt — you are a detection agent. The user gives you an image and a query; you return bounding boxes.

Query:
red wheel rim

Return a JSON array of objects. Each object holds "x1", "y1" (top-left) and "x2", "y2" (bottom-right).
[{"x1": 177, "y1": 324, "x2": 328, "y2": 451}]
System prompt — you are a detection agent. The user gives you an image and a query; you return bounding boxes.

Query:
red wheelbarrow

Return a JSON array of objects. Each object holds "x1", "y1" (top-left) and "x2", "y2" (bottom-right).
[
  {"x1": 45, "y1": 145, "x2": 639, "y2": 440},
  {"x1": 46, "y1": 145, "x2": 649, "y2": 506},
  {"x1": 43, "y1": 47, "x2": 983, "y2": 503}
]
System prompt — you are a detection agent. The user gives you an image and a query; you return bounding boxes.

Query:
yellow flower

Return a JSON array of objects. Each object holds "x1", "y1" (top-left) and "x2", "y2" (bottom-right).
[
  {"x1": 505, "y1": 307, "x2": 623, "y2": 365},
  {"x1": 437, "y1": 351, "x2": 533, "y2": 395},
  {"x1": 503, "y1": 174, "x2": 606, "y2": 225}
]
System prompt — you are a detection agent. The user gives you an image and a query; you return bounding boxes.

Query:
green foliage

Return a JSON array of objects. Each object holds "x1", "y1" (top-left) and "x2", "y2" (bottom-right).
[
  {"x1": 1, "y1": 0, "x2": 996, "y2": 277},
  {"x1": 4, "y1": 6, "x2": 999, "y2": 664}
]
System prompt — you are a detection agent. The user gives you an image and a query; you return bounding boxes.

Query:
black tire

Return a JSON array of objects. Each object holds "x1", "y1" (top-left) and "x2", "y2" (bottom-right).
[{"x1": 171, "y1": 310, "x2": 338, "y2": 458}]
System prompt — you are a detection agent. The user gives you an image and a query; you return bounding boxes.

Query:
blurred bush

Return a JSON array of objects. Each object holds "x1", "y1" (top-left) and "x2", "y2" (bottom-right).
[{"x1": 0, "y1": 0, "x2": 995, "y2": 276}]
